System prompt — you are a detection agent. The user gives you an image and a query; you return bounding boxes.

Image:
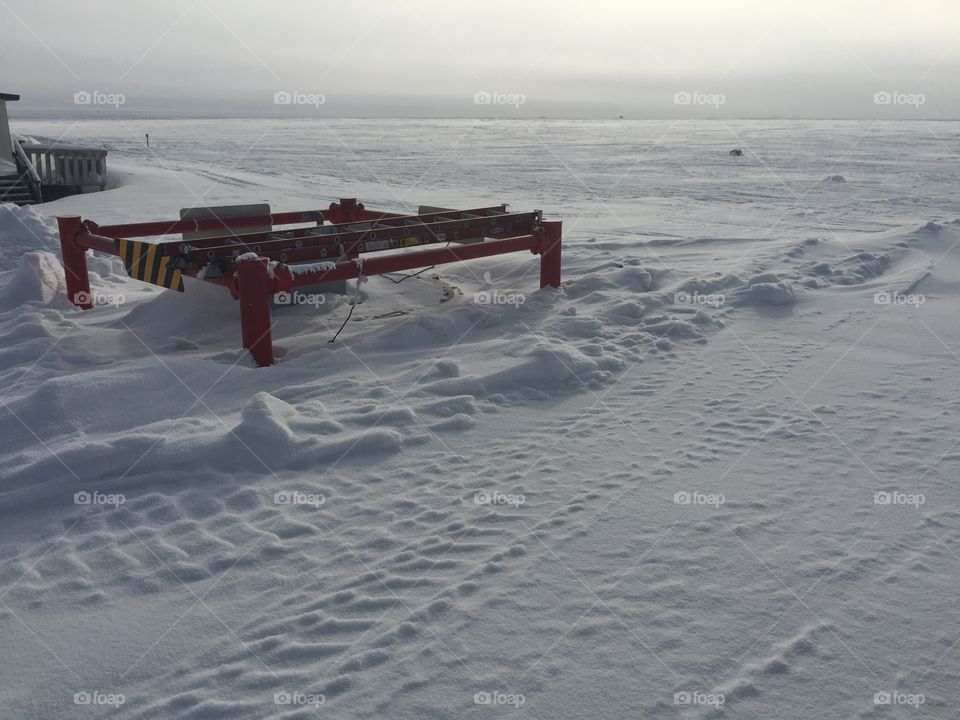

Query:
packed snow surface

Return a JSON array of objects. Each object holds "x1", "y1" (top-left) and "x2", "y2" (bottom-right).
[{"x1": 1, "y1": 118, "x2": 960, "y2": 719}]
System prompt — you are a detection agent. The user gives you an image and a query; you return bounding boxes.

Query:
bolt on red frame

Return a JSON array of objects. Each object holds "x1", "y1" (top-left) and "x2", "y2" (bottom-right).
[{"x1": 57, "y1": 199, "x2": 561, "y2": 366}]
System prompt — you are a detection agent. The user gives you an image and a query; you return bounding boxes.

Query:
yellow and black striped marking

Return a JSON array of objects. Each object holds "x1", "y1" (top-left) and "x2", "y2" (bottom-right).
[{"x1": 115, "y1": 239, "x2": 184, "y2": 292}]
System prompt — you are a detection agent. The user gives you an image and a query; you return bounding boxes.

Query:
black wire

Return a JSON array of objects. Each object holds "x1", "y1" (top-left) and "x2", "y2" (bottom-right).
[
  {"x1": 328, "y1": 301, "x2": 356, "y2": 343},
  {"x1": 383, "y1": 266, "x2": 436, "y2": 284},
  {"x1": 329, "y1": 237, "x2": 451, "y2": 341}
]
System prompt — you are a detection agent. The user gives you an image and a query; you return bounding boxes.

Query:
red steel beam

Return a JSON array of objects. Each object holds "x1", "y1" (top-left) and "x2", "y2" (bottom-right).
[
  {"x1": 95, "y1": 210, "x2": 326, "y2": 239},
  {"x1": 540, "y1": 220, "x2": 562, "y2": 288},
  {"x1": 178, "y1": 205, "x2": 512, "y2": 255},
  {"x1": 75, "y1": 229, "x2": 119, "y2": 255},
  {"x1": 191, "y1": 211, "x2": 540, "y2": 263},
  {"x1": 96, "y1": 205, "x2": 508, "y2": 243},
  {"x1": 237, "y1": 257, "x2": 274, "y2": 367},
  {"x1": 280, "y1": 234, "x2": 541, "y2": 288},
  {"x1": 57, "y1": 216, "x2": 92, "y2": 309}
]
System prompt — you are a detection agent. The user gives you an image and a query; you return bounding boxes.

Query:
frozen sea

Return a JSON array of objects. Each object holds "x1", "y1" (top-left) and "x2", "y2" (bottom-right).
[{"x1": 1, "y1": 117, "x2": 960, "y2": 719}]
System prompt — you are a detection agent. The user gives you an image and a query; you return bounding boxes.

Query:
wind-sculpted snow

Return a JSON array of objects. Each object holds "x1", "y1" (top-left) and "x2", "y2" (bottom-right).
[{"x1": 2, "y1": 119, "x2": 960, "y2": 719}]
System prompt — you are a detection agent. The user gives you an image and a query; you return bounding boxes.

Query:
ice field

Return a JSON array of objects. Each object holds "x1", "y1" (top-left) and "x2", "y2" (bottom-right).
[{"x1": 1, "y1": 118, "x2": 960, "y2": 718}]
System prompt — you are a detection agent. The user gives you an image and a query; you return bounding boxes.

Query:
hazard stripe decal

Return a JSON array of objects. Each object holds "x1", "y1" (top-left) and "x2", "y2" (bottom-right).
[{"x1": 115, "y1": 239, "x2": 184, "y2": 292}]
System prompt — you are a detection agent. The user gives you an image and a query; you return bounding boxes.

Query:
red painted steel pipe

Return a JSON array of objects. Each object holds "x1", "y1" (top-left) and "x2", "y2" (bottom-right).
[
  {"x1": 57, "y1": 216, "x2": 93, "y2": 308},
  {"x1": 281, "y1": 234, "x2": 541, "y2": 288},
  {"x1": 358, "y1": 209, "x2": 413, "y2": 221},
  {"x1": 75, "y1": 229, "x2": 121, "y2": 255},
  {"x1": 96, "y1": 210, "x2": 325, "y2": 239},
  {"x1": 237, "y1": 257, "x2": 274, "y2": 367},
  {"x1": 97, "y1": 216, "x2": 268, "y2": 239},
  {"x1": 189, "y1": 212, "x2": 541, "y2": 266},
  {"x1": 539, "y1": 220, "x2": 562, "y2": 289}
]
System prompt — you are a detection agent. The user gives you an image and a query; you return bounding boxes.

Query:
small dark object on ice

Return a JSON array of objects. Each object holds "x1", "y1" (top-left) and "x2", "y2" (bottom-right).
[{"x1": 729, "y1": 148, "x2": 744, "y2": 157}]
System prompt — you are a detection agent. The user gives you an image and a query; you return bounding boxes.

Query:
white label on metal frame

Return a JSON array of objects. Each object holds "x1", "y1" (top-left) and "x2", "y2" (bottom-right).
[{"x1": 362, "y1": 240, "x2": 392, "y2": 252}]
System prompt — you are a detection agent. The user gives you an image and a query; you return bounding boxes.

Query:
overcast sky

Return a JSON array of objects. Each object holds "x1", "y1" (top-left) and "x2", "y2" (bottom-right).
[{"x1": 2, "y1": 0, "x2": 958, "y2": 118}]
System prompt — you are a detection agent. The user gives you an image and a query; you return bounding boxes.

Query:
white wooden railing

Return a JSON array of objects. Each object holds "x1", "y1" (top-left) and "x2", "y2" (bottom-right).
[
  {"x1": 12, "y1": 139, "x2": 43, "y2": 203},
  {"x1": 19, "y1": 143, "x2": 108, "y2": 192}
]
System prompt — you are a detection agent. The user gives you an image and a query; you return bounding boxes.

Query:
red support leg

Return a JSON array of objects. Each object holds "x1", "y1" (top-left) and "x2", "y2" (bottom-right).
[
  {"x1": 327, "y1": 202, "x2": 341, "y2": 224},
  {"x1": 339, "y1": 197, "x2": 357, "y2": 221},
  {"x1": 237, "y1": 256, "x2": 274, "y2": 367},
  {"x1": 328, "y1": 198, "x2": 360, "y2": 224},
  {"x1": 57, "y1": 215, "x2": 93, "y2": 309},
  {"x1": 539, "y1": 220, "x2": 562, "y2": 289}
]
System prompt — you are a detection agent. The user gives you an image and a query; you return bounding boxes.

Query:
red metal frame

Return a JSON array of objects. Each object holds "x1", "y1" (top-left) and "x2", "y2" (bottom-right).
[{"x1": 57, "y1": 199, "x2": 562, "y2": 366}]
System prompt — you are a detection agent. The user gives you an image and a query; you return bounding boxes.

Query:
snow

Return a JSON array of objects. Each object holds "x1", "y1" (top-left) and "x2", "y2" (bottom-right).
[
  {"x1": 289, "y1": 260, "x2": 337, "y2": 276},
  {"x1": 1, "y1": 118, "x2": 960, "y2": 718}
]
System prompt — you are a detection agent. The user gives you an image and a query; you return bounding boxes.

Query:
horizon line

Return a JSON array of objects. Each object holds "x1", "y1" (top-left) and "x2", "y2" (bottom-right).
[{"x1": 10, "y1": 112, "x2": 960, "y2": 123}]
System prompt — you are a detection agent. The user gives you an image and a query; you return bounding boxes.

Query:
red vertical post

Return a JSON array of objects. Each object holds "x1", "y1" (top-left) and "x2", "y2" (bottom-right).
[
  {"x1": 328, "y1": 198, "x2": 364, "y2": 225},
  {"x1": 339, "y1": 197, "x2": 357, "y2": 221},
  {"x1": 539, "y1": 220, "x2": 562, "y2": 289},
  {"x1": 57, "y1": 215, "x2": 93, "y2": 309},
  {"x1": 237, "y1": 256, "x2": 274, "y2": 367}
]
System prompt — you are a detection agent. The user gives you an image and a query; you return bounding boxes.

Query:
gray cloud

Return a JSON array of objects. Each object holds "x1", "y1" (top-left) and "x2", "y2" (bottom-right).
[{"x1": 3, "y1": 0, "x2": 958, "y2": 118}]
